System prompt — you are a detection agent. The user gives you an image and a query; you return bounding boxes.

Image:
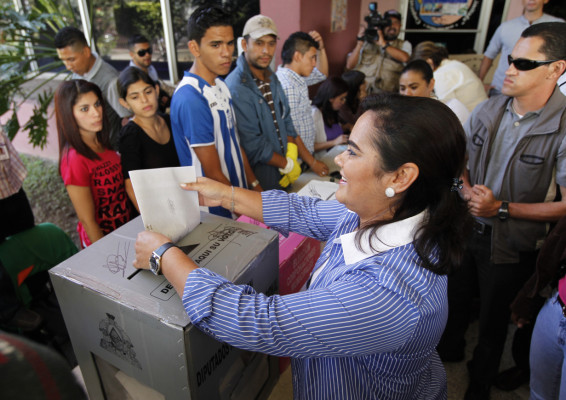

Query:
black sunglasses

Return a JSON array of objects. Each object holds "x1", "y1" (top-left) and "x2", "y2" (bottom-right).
[
  {"x1": 136, "y1": 47, "x2": 153, "y2": 57},
  {"x1": 507, "y1": 55, "x2": 558, "y2": 71}
]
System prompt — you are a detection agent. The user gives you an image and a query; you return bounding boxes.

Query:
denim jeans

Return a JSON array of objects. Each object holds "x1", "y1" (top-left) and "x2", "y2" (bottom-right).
[{"x1": 530, "y1": 293, "x2": 566, "y2": 400}]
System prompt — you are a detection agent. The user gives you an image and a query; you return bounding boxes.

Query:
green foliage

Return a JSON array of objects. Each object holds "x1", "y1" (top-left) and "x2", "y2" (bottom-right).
[
  {"x1": 0, "y1": 0, "x2": 76, "y2": 145},
  {"x1": 113, "y1": 1, "x2": 163, "y2": 43},
  {"x1": 20, "y1": 154, "x2": 78, "y2": 245}
]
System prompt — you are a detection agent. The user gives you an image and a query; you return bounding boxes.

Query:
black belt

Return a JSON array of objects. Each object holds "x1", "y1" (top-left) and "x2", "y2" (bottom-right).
[
  {"x1": 473, "y1": 220, "x2": 492, "y2": 235},
  {"x1": 556, "y1": 294, "x2": 566, "y2": 318}
]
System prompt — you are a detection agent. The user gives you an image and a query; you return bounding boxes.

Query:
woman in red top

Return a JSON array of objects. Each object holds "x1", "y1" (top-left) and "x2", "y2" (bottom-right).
[{"x1": 55, "y1": 80, "x2": 132, "y2": 247}]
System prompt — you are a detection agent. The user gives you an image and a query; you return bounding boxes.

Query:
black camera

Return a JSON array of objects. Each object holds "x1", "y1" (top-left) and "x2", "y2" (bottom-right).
[{"x1": 361, "y1": 2, "x2": 391, "y2": 42}]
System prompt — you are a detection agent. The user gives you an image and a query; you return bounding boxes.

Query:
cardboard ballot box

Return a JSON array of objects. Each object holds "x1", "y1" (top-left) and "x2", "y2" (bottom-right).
[
  {"x1": 50, "y1": 213, "x2": 279, "y2": 400},
  {"x1": 236, "y1": 215, "x2": 321, "y2": 374}
]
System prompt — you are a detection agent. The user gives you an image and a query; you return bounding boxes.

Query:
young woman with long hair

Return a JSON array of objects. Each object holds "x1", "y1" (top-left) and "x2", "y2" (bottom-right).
[
  {"x1": 117, "y1": 67, "x2": 180, "y2": 212},
  {"x1": 56, "y1": 80, "x2": 132, "y2": 248},
  {"x1": 339, "y1": 70, "x2": 367, "y2": 132},
  {"x1": 311, "y1": 77, "x2": 349, "y2": 153}
]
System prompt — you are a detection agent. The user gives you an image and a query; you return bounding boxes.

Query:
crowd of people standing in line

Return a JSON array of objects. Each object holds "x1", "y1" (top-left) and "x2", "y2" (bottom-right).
[{"x1": 3, "y1": 1, "x2": 566, "y2": 399}]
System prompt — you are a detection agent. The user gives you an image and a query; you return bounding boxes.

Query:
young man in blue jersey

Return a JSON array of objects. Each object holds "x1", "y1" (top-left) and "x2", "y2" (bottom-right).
[{"x1": 170, "y1": 5, "x2": 261, "y2": 218}]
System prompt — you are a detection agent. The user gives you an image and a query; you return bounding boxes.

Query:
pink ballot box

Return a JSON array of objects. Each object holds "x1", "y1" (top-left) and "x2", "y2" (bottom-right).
[{"x1": 236, "y1": 216, "x2": 320, "y2": 296}]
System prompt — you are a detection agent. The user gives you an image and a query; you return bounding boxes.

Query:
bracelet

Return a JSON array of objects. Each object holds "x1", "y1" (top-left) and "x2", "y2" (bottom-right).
[
  {"x1": 250, "y1": 179, "x2": 260, "y2": 188},
  {"x1": 230, "y1": 186, "x2": 235, "y2": 213}
]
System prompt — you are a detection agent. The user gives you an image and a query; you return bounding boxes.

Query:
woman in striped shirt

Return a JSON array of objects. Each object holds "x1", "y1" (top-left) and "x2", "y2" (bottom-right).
[{"x1": 134, "y1": 94, "x2": 471, "y2": 399}]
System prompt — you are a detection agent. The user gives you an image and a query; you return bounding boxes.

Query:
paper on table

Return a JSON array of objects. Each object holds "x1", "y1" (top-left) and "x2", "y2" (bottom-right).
[{"x1": 129, "y1": 166, "x2": 200, "y2": 242}]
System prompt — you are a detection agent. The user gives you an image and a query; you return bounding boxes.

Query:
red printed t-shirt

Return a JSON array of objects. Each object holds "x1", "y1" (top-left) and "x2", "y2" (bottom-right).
[{"x1": 60, "y1": 147, "x2": 131, "y2": 247}]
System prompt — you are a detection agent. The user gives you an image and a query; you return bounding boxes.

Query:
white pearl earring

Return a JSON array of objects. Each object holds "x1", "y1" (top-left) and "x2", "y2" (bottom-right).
[{"x1": 385, "y1": 187, "x2": 395, "y2": 198}]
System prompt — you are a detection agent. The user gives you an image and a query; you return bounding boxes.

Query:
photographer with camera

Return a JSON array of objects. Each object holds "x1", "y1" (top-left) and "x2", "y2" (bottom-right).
[{"x1": 346, "y1": 6, "x2": 411, "y2": 94}]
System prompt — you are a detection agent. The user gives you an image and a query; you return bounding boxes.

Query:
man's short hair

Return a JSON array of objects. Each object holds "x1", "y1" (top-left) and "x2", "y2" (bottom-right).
[
  {"x1": 521, "y1": 22, "x2": 566, "y2": 61},
  {"x1": 54, "y1": 27, "x2": 88, "y2": 50},
  {"x1": 128, "y1": 34, "x2": 150, "y2": 50},
  {"x1": 186, "y1": 4, "x2": 233, "y2": 45},
  {"x1": 281, "y1": 32, "x2": 319, "y2": 65}
]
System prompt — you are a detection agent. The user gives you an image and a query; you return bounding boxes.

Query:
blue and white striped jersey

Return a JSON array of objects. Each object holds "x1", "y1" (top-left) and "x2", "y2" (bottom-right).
[{"x1": 170, "y1": 71, "x2": 247, "y2": 218}]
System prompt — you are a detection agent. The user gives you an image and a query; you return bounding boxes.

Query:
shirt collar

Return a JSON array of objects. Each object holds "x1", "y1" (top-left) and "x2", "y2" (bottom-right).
[
  {"x1": 339, "y1": 211, "x2": 426, "y2": 265},
  {"x1": 505, "y1": 98, "x2": 542, "y2": 120},
  {"x1": 77, "y1": 51, "x2": 101, "y2": 80},
  {"x1": 278, "y1": 66, "x2": 302, "y2": 82}
]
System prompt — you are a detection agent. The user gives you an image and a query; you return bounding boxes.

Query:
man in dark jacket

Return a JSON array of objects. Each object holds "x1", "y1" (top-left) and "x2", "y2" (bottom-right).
[{"x1": 439, "y1": 22, "x2": 566, "y2": 400}]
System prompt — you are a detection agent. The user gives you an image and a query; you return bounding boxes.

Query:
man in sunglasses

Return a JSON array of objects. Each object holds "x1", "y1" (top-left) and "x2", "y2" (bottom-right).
[
  {"x1": 54, "y1": 27, "x2": 132, "y2": 150},
  {"x1": 128, "y1": 34, "x2": 159, "y2": 83},
  {"x1": 127, "y1": 34, "x2": 172, "y2": 112},
  {"x1": 440, "y1": 22, "x2": 566, "y2": 400},
  {"x1": 479, "y1": 0, "x2": 563, "y2": 97}
]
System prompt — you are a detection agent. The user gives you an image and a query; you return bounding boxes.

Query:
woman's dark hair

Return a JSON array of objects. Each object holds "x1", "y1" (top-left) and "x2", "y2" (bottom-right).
[
  {"x1": 312, "y1": 77, "x2": 349, "y2": 127},
  {"x1": 341, "y1": 70, "x2": 366, "y2": 115},
  {"x1": 356, "y1": 93, "x2": 472, "y2": 275},
  {"x1": 55, "y1": 80, "x2": 111, "y2": 172},
  {"x1": 401, "y1": 60, "x2": 434, "y2": 83},
  {"x1": 118, "y1": 67, "x2": 156, "y2": 99}
]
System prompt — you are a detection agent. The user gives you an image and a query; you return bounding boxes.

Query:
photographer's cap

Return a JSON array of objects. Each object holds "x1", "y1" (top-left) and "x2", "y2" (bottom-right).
[
  {"x1": 243, "y1": 15, "x2": 279, "y2": 39},
  {"x1": 384, "y1": 10, "x2": 402, "y2": 20}
]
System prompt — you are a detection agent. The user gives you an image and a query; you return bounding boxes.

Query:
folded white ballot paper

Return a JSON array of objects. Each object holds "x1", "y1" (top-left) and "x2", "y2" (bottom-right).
[{"x1": 129, "y1": 166, "x2": 200, "y2": 242}]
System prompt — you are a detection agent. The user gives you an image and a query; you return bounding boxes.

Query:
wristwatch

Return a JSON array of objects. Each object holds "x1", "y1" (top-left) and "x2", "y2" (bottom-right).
[
  {"x1": 382, "y1": 43, "x2": 390, "y2": 52},
  {"x1": 497, "y1": 201, "x2": 509, "y2": 221},
  {"x1": 149, "y1": 242, "x2": 177, "y2": 275}
]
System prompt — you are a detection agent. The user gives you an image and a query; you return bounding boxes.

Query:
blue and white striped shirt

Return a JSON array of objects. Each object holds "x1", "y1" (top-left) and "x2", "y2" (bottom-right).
[
  {"x1": 183, "y1": 191, "x2": 448, "y2": 399},
  {"x1": 171, "y1": 72, "x2": 247, "y2": 218}
]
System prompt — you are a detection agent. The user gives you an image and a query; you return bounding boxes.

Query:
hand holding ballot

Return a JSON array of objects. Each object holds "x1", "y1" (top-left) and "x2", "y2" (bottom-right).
[
  {"x1": 129, "y1": 166, "x2": 200, "y2": 242},
  {"x1": 181, "y1": 177, "x2": 263, "y2": 223}
]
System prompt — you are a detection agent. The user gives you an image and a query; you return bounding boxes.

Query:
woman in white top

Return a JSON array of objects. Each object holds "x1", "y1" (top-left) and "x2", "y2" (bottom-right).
[
  {"x1": 399, "y1": 59, "x2": 471, "y2": 125},
  {"x1": 411, "y1": 42, "x2": 487, "y2": 114}
]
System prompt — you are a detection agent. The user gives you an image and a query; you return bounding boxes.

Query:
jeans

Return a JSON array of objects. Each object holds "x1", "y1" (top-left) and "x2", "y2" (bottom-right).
[{"x1": 530, "y1": 293, "x2": 566, "y2": 400}]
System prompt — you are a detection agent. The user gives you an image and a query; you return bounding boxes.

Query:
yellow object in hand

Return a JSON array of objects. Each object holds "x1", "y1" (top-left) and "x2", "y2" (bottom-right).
[
  {"x1": 279, "y1": 142, "x2": 300, "y2": 188},
  {"x1": 286, "y1": 142, "x2": 298, "y2": 160},
  {"x1": 279, "y1": 174, "x2": 291, "y2": 188}
]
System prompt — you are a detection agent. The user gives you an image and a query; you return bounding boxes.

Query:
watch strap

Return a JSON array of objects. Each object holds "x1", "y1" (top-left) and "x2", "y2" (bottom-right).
[
  {"x1": 498, "y1": 201, "x2": 509, "y2": 221},
  {"x1": 150, "y1": 242, "x2": 177, "y2": 275}
]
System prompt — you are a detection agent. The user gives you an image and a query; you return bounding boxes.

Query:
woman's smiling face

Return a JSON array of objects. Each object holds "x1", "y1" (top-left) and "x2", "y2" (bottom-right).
[{"x1": 334, "y1": 111, "x2": 395, "y2": 224}]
